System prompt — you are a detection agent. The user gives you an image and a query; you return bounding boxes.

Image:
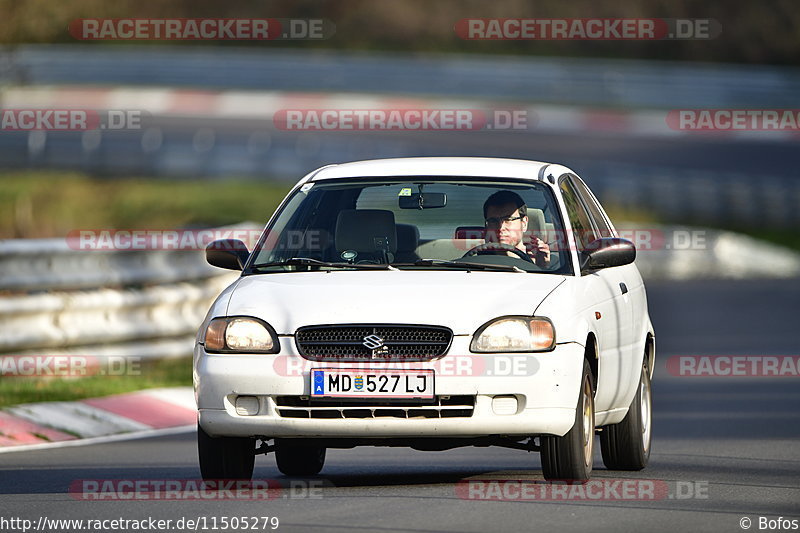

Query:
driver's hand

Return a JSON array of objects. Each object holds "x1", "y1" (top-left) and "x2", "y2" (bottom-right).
[{"x1": 528, "y1": 236, "x2": 551, "y2": 268}]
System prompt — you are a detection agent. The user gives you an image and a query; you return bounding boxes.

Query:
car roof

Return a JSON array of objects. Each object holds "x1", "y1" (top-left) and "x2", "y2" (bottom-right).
[{"x1": 307, "y1": 157, "x2": 562, "y2": 182}]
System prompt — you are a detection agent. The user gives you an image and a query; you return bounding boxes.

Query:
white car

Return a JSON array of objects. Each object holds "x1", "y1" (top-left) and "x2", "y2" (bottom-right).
[{"x1": 194, "y1": 157, "x2": 655, "y2": 482}]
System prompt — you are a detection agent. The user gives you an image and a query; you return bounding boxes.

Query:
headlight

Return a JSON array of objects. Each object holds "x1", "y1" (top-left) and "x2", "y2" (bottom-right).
[
  {"x1": 470, "y1": 316, "x2": 555, "y2": 353},
  {"x1": 203, "y1": 316, "x2": 279, "y2": 353}
]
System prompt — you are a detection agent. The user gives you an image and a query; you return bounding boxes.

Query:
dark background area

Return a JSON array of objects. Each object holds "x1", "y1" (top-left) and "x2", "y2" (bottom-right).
[{"x1": 0, "y1": 0, "x2": 797, "y2": 64}]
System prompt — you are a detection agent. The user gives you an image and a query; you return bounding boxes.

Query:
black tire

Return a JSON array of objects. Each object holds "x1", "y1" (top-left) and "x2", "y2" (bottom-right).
[
  {"x1": 600, "y1": 361, "x2": 652, "y2": 470},
  {"x1": 275, "y1": 439, "x2": 326, "y2": 476},
  {"x1": 540, "y1": 359, "x2": 595, "y2": 482},
  {"x1": 197, "y1": 424, "x2": 256, "y2": 481}
]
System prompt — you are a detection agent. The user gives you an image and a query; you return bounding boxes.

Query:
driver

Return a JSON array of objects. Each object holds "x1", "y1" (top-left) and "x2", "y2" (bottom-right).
[{"x1": 483, "y1": 190, "x2": 551, "y2": 268}]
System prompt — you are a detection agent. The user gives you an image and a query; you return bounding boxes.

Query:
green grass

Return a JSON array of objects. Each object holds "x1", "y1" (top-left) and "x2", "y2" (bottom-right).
[
  {"x1": 718, "y1": 226, "x2": 800, "y2": 253},
  {"x1": 0, "y1": 356, "x2": 192, "y2": 408},
  {"x1": 0, "y1": 171, "x2": 291, "y2": 239},
  {"x1": 3, "y1": 171, "x2": 798, "y2": 252},
  {"x1": 602, "y1": 201, "x2": 800, "y2": 253}
]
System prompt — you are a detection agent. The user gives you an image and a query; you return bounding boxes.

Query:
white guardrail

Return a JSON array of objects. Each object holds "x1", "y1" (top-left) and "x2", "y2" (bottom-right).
[
  {"x1": 0, "y1": 224, "x2": 259, "y2": 358},
  {"x1": 0, "y1": 223, "x2": 798, "y2": 359}
]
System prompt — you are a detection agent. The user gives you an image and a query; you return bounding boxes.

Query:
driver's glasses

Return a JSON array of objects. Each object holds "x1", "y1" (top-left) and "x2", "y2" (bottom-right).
[{"x1": 485, "y1": 215, "x2": 523, "y2": 228}]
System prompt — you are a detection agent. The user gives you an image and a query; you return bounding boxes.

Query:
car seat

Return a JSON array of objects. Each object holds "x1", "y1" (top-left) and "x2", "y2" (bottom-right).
[{"x1": 334, "y1": 209, "x2": 398, "y2": 263}]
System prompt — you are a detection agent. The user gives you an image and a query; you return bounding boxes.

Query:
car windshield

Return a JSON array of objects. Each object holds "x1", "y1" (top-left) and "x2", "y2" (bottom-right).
[{"x1": 247, "y1": 177, "x2": 572, "y2": 274}]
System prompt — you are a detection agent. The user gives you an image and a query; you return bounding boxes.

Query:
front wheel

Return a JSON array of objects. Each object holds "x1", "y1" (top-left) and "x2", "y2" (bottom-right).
[
  {"x1": 275, "y1": 439, "x2": 326, "y2": 476},
  {"x1": 600, "y1": 361, "x2": 652, "y2": 470},
  {"x1": 540, "y1": 359, "x2": 595, "y2": 481},
  {"x1": 197, "y1": 424, "x2": 256, "y2": 481}
]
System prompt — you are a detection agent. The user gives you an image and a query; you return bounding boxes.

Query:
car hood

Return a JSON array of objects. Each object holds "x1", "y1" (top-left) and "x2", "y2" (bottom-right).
[{"x1": 226, "y1": 271, "x2": 565, "y2": 335}]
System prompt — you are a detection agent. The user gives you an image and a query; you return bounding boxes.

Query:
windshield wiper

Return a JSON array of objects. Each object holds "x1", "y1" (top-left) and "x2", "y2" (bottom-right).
[
  {"x1": 249, "y1": 258, "x2": 398, "y2": 271},
  {"x1": 394, "y1": 259, "x2": 525, "y2": 273},
  {"x1": 251, "y1": 258, "x2": 522, "y2": 273}
]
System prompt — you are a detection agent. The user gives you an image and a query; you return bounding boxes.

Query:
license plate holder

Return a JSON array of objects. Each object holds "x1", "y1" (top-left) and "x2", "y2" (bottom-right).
[{"x1": 310, "y1": 368, "x2": 435, "y2": 399}]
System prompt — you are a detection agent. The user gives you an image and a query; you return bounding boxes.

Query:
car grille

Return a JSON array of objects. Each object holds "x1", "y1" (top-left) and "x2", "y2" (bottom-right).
[
  {"x1": 295, "y1": 324, "x2": 453, "y2": 362},
  {"x1": 275, "y1": 395, "x2": 475, "y2": 419}
]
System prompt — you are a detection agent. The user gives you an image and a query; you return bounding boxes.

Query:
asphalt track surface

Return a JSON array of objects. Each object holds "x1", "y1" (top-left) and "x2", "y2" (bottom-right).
[{"x1": 1, "y1": 279, "x2": 798, "y2": 533}]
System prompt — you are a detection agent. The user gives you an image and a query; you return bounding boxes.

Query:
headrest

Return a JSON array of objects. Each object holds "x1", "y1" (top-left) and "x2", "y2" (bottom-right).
[
  {"x1": 335, "y1": 209, "x2": 397, "y2": 253},
  {"x1": 395, "y1": 224, "x2": 420, "y2": 252},
  {"x1": 455, "y1": 226, "x2": 486, "y2": 240},
  {"x1": 527, "y1": 208, "x2": 546, "y2": 234}
]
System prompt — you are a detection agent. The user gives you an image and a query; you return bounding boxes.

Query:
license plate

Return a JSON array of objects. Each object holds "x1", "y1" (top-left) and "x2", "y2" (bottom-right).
[{"x1": 310, "y1": 368, "x2": 435, "y2": 399}]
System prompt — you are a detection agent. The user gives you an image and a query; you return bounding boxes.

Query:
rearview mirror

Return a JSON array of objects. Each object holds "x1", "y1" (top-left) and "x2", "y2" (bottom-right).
[
  {"x1": 206, "y1": 239, "x2": 249, "y2": 271},
  {"x1": 399, "y1": 192, "x2": 447, "y2": 209},
  {"x1": 580, "y1": 238, "x2": 636, "y2": 273}
]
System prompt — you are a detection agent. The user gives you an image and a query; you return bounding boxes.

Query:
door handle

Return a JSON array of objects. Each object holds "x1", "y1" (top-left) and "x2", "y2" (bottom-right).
[{"x1": 619, "y1": 282, "x2": 628, "y2": 295}]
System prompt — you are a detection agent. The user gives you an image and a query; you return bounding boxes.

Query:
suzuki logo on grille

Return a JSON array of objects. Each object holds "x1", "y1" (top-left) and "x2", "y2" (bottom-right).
[{"x1": 362, "y1": 334, "x2": 385, "y2": 350}]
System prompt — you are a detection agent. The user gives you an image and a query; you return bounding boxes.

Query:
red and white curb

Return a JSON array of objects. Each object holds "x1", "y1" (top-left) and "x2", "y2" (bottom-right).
[
  {"x1": 0, "y1": 387, "x2": 195, "y2": 452},
  {"x1": 3, "y1": 85, "x2": 797, "y2": 141}
]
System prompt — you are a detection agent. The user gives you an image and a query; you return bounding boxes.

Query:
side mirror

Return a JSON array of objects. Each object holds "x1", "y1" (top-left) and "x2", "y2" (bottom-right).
[
  {"x1": 206, "y1": 239, "x2": 249, "y2": 271},
  {"x1": 580, "y1": 238, "x2": 636, "y2": 273}
]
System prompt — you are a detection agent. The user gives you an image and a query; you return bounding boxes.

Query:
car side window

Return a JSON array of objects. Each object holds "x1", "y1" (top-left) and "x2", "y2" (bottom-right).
[
  {"x1": 559, "y1": 177, "x2": 596, "y2": 252},
  {"x1": 569, "y1": 176, "x2": 614, "y2": 239}
]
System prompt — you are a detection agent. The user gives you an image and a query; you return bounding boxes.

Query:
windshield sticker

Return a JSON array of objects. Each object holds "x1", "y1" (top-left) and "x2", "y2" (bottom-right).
[{"x1": 398, "y1": 187, "x2": 412, "y2": 197}]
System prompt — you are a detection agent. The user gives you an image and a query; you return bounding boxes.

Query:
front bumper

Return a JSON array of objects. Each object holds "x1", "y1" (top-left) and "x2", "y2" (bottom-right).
[{"x1": 194, "y1": 337, "x2": 585, "y2": 439}]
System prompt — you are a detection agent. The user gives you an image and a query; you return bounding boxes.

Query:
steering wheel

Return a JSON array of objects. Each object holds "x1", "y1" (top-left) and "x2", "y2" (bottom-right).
[{"x1": 461, "y1": 242, "x2": 534, "y2": 263}]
